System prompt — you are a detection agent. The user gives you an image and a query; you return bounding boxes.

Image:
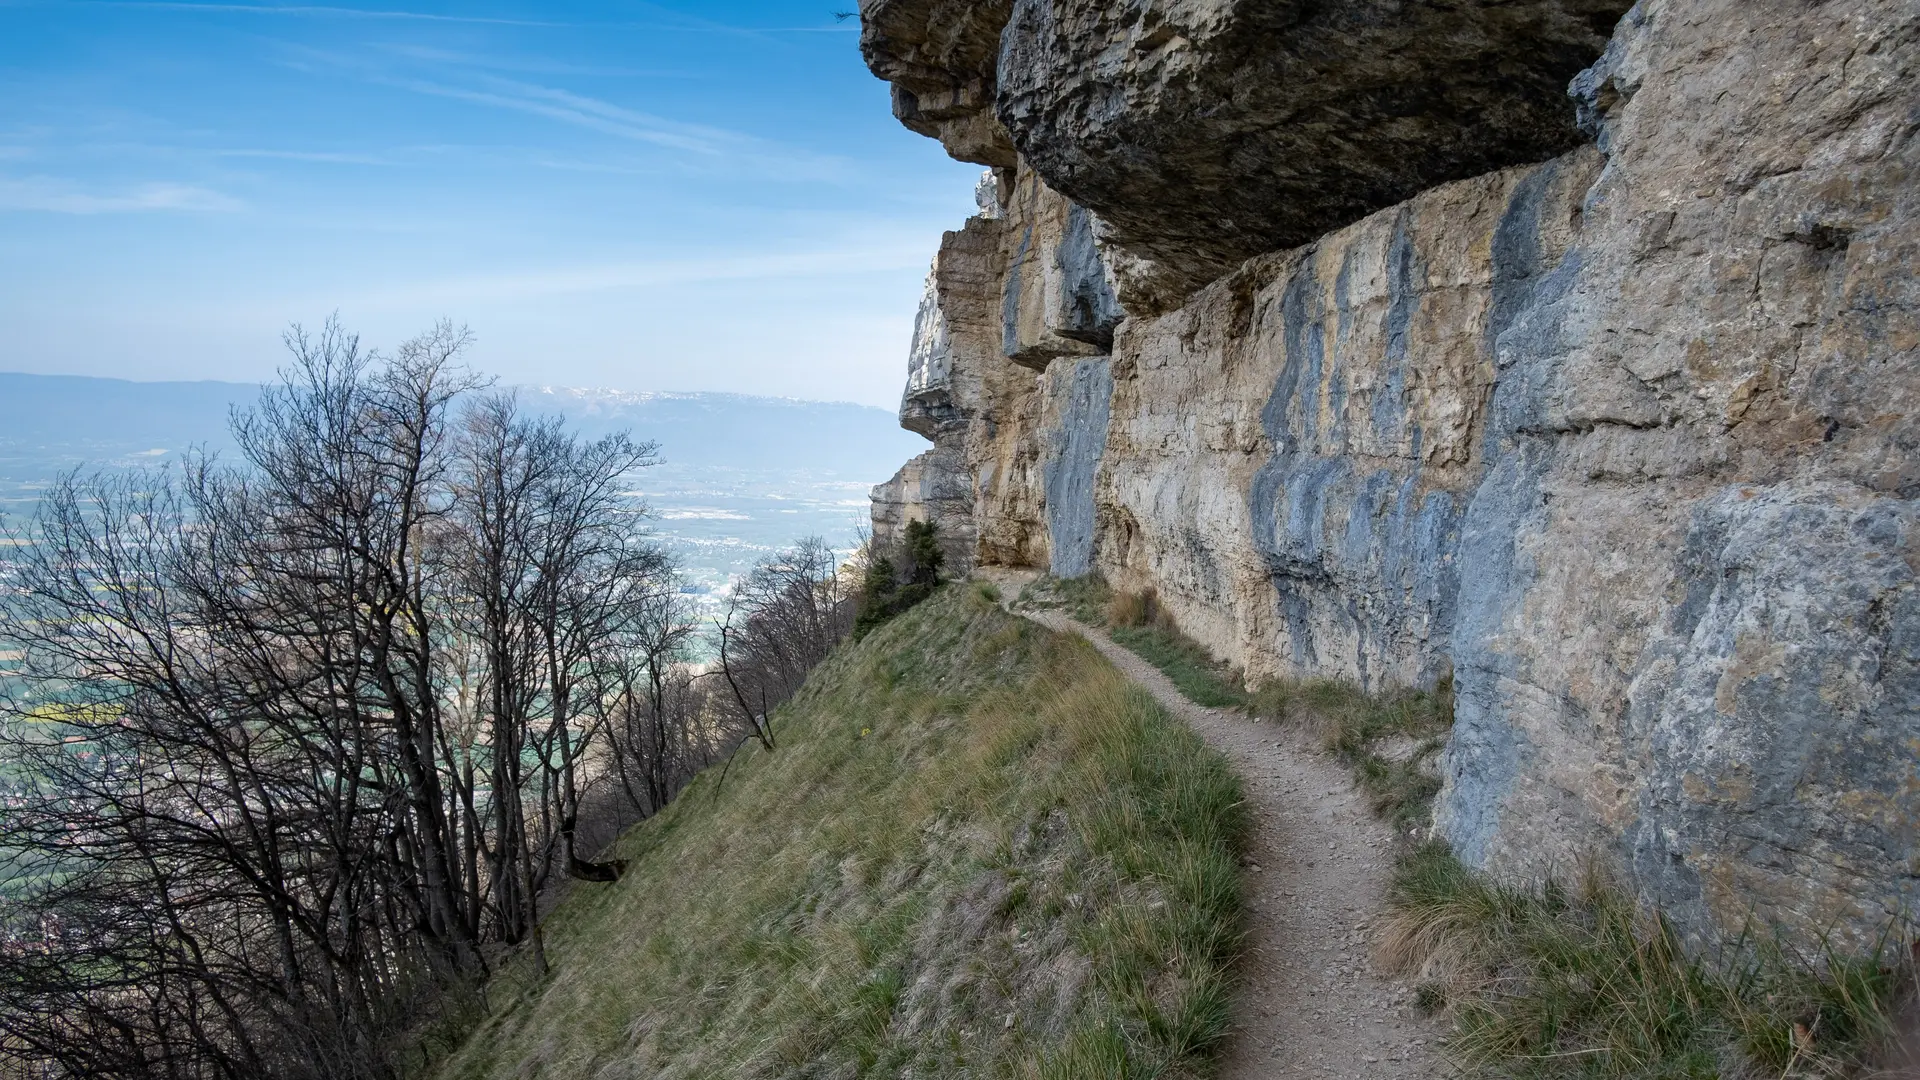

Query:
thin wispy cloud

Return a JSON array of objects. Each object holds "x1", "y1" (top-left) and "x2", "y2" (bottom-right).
[
  {"x1": 0, "y1": 137, "x2": 417, "y2": 168},
  {"x1": 372, "y1": 43, "x2": 703, "y2": 79},
  {"x1": 214, "y1": 147, "x2": 390, "y2": 165},
  {"x1": 528, "y1": 157, "x2": 668, "y2": 177},
  {"x1": 0, "y1": 0, "x2": 973, "y2": 406},
  {"x1": 76, "y1": 2, "x2": 575, "y2": 27},
  {"x1": 256, "y1": 32, "x2": 858, "y2": 180},
  {"x1": 0, "y1": 175, "x2": 243, "y2": 213},
  {"x1": 266, "y1": 41, "x2": 739, "y2": 153},
  {"x1": 70, "y1": 1, "x2": 860, "y2": 33},
  {"x1": 368, "y1": 72, "x2": 856, "y2": 182},
  {"x1": 385, "y1": 76, "x2": 729, "y2": 155},
  {"x1": 360, "y1": 241, "x2": 933, "y2": 307},
  {"x1": 589, "y1": 0, "x2": 860, "y2": 37}
]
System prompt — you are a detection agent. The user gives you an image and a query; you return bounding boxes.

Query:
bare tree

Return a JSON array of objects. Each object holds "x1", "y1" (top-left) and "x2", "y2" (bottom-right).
[
  {"x1": 596, "y1": 586, "x2": 710, "y2": 818},
  {"x1": 0, "y1": 321, "x2": 483, "y2": 1078},
  {"x1": 0, "y1": 321, "x2": 686, "y2": 1080},
  {"x1": 440, "y1": 393, "x2": 663, "y2": 903},
  {"x1": 711, "y1": 537, "x2": 855, "y2": 750}
]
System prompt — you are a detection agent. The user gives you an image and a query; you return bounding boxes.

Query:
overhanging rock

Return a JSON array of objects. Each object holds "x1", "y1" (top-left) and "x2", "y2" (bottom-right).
[
  {"x1": 859, "y1": 0, "x2": 1018, "y2": 167},
  {"x1": 867, "y1": 0, "x2": 1635, "y2": 311}
]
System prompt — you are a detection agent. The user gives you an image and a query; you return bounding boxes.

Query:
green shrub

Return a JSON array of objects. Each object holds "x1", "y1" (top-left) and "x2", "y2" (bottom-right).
[{"x1": 854, "y1": 519, "x2": 945, "y2": 640}]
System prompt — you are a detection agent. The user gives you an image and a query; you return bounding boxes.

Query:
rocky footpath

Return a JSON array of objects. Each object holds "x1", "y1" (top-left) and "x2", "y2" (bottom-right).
[{"x1": 862, "y1": 0, "x2": 1918, "y2": 943}]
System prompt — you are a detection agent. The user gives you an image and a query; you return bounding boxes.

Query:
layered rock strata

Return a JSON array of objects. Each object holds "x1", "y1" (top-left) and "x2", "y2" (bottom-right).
[
  {"x1": 872, "y1": 166, "x2": 1125, "y2": 573},
  {"x1": 864, "y1": 0, "x2": 1639, "y2": 310},
  {"x1": 866, "y1": 0, "x2": 1919, "y2": 942},
  {"x1": 859, "y1": 0, "x2": 1016, "y2": 166}
]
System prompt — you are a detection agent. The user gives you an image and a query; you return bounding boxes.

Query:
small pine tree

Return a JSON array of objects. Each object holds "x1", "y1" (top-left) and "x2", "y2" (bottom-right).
[
  {"x1": 854, "y1": 521, "x2": 945, "y2": 641},
  {"x1": 854, "y1": 555, "x2": 899, "y2": 640},
  {"x1": 864, "y1": 553, "x2": 899, "y2": 598},
  {"x1": 903, "y1": 518, "x2": 943, "y2": 587}
]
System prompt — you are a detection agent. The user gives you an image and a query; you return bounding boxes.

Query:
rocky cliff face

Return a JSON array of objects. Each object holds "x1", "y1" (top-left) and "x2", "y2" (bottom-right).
[{"x1": 863, "y1": 0, "x2": 1919, "y2": 942}]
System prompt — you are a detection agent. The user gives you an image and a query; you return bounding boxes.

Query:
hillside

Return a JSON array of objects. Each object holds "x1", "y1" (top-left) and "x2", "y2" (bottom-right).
[{"x1": 428, "y1": 586, "x2": 1246, "y2": 1079}]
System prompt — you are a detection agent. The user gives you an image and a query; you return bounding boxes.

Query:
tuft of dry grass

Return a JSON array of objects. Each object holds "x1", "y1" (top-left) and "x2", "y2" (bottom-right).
[
  {"x1": 1104, "y1": 588, "x2": 1157, "y2": 630},
  {"x1": 424, "y1": 585, "x2": 1247, "y2": 1080},
  {"x1": 1382, "y1": 844, "x2": 1918, "y2": 1080}
]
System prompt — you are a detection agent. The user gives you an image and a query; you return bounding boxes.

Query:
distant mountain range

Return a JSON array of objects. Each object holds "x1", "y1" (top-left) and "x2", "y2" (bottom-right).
[
  {"x1": 0, "y1": 373, "x2": 921, "y2": 478},
  {"x1": 0, "y1": 372, "x2": 925, "y2": 597}
]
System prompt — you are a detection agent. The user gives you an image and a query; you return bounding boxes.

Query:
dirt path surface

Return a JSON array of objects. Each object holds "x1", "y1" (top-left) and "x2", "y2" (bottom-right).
[{"x1": 986, "y1": 578, "x2": 1442, "y2": 1078}]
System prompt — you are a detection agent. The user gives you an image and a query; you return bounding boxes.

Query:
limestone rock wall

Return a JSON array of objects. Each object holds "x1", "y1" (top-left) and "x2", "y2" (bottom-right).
[
  {"x1": 1438, "y1": 0, "x2": 1920, "y2": 937},
  {"x1": 1096, "y1": 152, "x2": 1602, "y2": 693},
  {"x1": 859, "y1": 0, "x2": 1016, "y2": 166},
  {"x1": 871, "y1": 164, "x2": 1116, "y2": 572},
  {"x1": 864, "y1": 0, "x2": 1920, "y2": 942}
]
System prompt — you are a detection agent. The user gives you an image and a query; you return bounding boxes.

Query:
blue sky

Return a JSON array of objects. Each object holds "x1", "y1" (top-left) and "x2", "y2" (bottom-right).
[{"x1": 0, "y1": 1, "x2": 981, "y2": 407}]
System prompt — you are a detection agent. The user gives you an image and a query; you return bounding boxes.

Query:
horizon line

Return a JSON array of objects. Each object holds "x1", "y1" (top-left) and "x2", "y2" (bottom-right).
[{"x1": 0, "y1": 369, "x2": 898, "y2": 413}]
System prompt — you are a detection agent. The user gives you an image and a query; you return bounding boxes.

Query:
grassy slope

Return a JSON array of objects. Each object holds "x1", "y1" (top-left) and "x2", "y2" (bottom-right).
[
  {"x1": 1035, "y1": 577, "x2": 1248, "y2": 712},
  {"x1": 430, "y1": 586, "x2": 1247, "y2": 1080}
]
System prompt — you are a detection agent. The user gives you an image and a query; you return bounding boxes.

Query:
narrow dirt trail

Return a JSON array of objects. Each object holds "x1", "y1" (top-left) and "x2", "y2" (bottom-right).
[{"x1": 1010, "y1": 599, "x2": 1443, "y2": 1078}]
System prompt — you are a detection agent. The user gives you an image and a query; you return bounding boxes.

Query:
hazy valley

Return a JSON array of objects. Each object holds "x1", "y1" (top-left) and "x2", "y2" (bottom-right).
[{"x1": 0, "y1": 372, "x2": 922, "y2": 612}]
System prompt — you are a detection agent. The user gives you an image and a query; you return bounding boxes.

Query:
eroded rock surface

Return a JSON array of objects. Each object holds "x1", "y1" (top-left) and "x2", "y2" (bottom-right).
[
  {"x1": 999, "y1": 0, "x2": 1636, "y2": 308},
  {"x1": 1435, "y1": 0, "x2": 1920, "y2": 936},
  {"x1": 866, "y1": 0, "x2": 1636, "y2": 308},
  {"x1": 872, "y1": 166, "x2": 1106, "y2": 572},
  {"x1": 1098, "y1": 152, "x2": 1601, "y2": 694},
  {"x1": 866, "y1": 0, "x2": 1920, "y2": 942},
  {"x1": 859, "y1": 0, "x2": 1016, "y2": 166}
]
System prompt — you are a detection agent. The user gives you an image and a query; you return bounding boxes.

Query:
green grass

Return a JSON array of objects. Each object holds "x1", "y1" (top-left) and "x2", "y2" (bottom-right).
[
  {"x1": 426, "y1": 585, "x2": 1248, "y2": 1080},
  {"x1": 1383, "y1": 845, "x2": 1916, "y2": 1080},
  {"x1": 1106, "y1": 626, "x2": 1246, "y2": 711},
  {"x1": 1245, "y1": 676, "x2": 1452, "y2": 831},
  {"x1": 1022, "y1": 574, "x2": 1450, "y2": 829},
  {"x1": 1036, "y1": 573, "x2": 1114, "y2": 628},
  {"x1": 1025, "y1": 576, "x2": 1249, "y2": 710}
]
